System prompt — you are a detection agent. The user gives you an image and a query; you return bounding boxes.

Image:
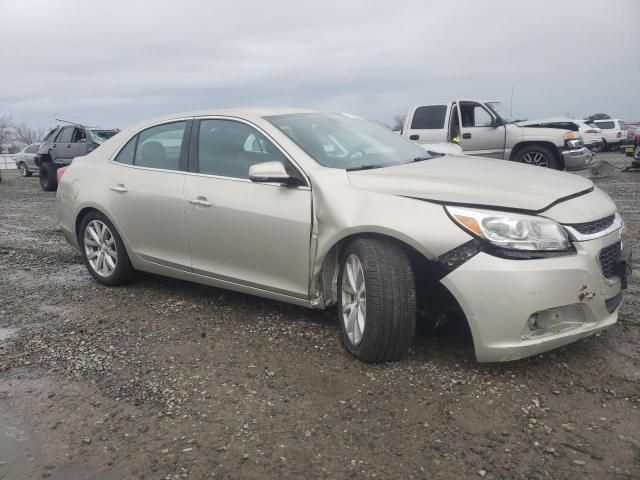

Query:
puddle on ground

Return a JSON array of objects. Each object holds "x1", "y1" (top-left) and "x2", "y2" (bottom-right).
[{"x1": 0, "y1": 373, "x2": 126, "y2": 479}]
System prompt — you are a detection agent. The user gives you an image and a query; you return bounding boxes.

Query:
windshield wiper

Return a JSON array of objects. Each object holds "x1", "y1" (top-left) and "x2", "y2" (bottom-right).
[{"x1": 346, "y1": 164, "x2": 384, "y2": 171}]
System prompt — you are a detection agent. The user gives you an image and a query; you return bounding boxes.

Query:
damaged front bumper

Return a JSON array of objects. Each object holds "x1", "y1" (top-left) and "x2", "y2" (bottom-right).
[
  {"x1": 440, "y1": 228, "x2": 629, "y2": 362},
  {"x1": 562, "y1": 146, "x2": 596, "y2": 171}
]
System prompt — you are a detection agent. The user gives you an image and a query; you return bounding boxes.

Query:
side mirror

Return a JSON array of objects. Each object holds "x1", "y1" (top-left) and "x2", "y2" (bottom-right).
[
  {"x1": 249, "y1": 161, "x2": 302, "y2": 186},
  {"x1": 492, "y1": 117, "x2": 504, "y2": 127}
]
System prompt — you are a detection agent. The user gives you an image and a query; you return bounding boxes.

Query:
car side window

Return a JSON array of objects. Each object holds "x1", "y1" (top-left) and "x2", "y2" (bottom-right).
[
  {"x1": 56, "y1": 127, "x2": 74, "y2": 143},
  {"x1": 114, "y1": 136, "x2": 137, "y2": 165},
  {"x1": 72, "y1": 128, "x2": 86, "y2": 143},
  {"x1": 460, "y1": 103, "x2": 494, "y2": 127},
  {"x1": 26, "y1": 144, "x2": 39, "y2": 153},
  {"x1": 197, "y1": 119, "x2": 290, "y2": 179},
  {"x1": 410, "y1": 105, "x2": 447, "y2": 129},
  {"x1": 134, "y1": 121, "x2": 187, "y2": 171}
]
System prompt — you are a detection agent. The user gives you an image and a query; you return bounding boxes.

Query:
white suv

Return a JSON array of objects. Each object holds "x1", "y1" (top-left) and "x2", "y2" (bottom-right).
[{"x1": 589, "y1": 119, "x2": 627, "y2": 151}]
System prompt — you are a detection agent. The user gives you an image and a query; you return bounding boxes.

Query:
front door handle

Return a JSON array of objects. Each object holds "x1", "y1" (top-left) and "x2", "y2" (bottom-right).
[
  {"x1": 110, "y1": 184, "x2": 128, "y2": 193},
  {"x1": 409, "y1": 134, "x2": 419, "y2": 140},
  {"x1": 188, "y1": 196, "x2": 212, "y2": 207},
  {"x1": 462, "y1": 133, "x2": 472, "y2": 139}
]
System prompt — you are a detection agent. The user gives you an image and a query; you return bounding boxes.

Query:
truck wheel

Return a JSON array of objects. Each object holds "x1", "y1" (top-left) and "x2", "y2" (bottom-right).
[
  {"x1": 79, "y1": 211, "x2": 134, "y2": 286},
  {"x1": 515, "y1": 145, "x2": 560, "y2": 169},
  {"x1": 39, "y1": 162, "x2": 58, "y2": 191},
  {"x1": 337, "y1": 238, "x2": 416, "y2": 363}
]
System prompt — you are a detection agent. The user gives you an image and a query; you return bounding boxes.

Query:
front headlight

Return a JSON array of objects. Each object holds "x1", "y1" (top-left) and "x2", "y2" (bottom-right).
[
  {"x1": 565, "y1": 131, "x2": 583, "y2": 149},
  {"x1": 446, "y1": 206, "x2": 571, "y2": 251}
]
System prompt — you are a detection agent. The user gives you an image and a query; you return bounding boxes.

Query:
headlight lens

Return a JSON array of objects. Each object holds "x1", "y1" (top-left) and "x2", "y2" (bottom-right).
[{"x1": 446, "y1": 206, "x2": 571, "y2": 251}]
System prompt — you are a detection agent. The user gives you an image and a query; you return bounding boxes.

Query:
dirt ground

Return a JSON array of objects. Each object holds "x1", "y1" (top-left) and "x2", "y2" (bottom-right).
[{"x1": 0, "y1": 153, "x2": 638, "y2": 480}]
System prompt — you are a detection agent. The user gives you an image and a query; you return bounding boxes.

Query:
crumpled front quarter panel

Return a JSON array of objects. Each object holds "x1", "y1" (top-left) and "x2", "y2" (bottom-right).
[{"x1": 307, "y1": 168, "x2": 472, "y2": 303}]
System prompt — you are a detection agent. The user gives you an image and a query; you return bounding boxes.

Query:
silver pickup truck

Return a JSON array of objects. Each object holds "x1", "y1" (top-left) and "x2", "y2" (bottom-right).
[{"x1": 402, "y1": 99, "x2": 595, "y2": 171}]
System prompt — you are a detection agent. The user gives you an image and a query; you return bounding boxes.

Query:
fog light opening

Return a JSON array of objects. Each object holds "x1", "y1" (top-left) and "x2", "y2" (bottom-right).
[{"x1": 522, "y1": 305, "x2": 586, "y2": 340}]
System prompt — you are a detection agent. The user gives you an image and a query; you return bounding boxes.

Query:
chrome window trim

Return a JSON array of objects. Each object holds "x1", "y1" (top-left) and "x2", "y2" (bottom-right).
[
  {"x1": 107, "y1": 115, "x2": 311, "y2": 188},
  {"x1": 564, "y1": 212, "x2": 624, "y2": 242}
]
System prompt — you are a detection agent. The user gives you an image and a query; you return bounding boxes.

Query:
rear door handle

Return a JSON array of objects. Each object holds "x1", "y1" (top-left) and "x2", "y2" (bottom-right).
[
  {"x1": 188, "y1": 196, "x2": 212, "y2": 207},
  {"x1": 462, "y1": 133, "x2": 472, "y2": 139},
  {"x1": 110, "y1": 184, "x2": 128, "y2": 193}
]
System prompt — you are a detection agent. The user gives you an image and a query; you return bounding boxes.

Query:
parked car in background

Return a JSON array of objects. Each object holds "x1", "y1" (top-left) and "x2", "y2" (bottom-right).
[
  {"x1": 58, "y1": 108, "x2": 630, "y2": 364},
  {"x1": 588, "y1": 119, "x2": 627, "y2": 151},
  {"x1": 36, "y1": 124, "x2": 119, "y2": 191},
  {"x1": 14, "y1": 143, "x2": 41, "y2": 176},
  {"x1": 577, "y1": 121, "x2": 604, "y2": 152},
  {"x1": 624, "y1": 125, "x2": 638, "y2": 156},
  {"x1": 402, "y1": 100, "x2": 594, "y2": 171}
]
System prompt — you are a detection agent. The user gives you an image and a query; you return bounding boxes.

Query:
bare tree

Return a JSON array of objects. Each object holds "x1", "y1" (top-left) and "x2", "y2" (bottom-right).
[
  {"x1": 0, "y1": 116, "x2": 13, "y2": 150},
  {"x1": 391, "y1": 115, "x2": 406, "y2": 132},
  {"x1": 13, "y1": 122, "x2": 48, "y2": 145}
]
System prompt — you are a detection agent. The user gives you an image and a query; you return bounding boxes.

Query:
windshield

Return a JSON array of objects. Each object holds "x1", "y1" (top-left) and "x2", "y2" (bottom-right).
[
  {"x1": 89, "y1": 129, "x2": 118, "y2": 144},
  {"x1": 486, "y1": 102, "x2": 521, "y2": 123},
  {"x1": 265, "y1": 113, "x2": 434, "y2": 170}
]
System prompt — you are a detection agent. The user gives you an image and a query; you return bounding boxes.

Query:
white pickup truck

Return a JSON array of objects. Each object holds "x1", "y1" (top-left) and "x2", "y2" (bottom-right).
[{"x1": 401, "y1": 100, "x2": 595, "y2": 171}]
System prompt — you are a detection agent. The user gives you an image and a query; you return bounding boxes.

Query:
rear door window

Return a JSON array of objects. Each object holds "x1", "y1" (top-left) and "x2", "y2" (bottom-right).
[
  {"x1": 595, "y1": 121, "x2": 615, "y2": 129},
  {"x1": 410, "y1": 105, "x2": 447, "y2": 129},
  {"x1": 56, "y1": 127, "x2": 74, "y2": 143},
  {"x1": 134, "y1": 121, "x2": 187, "y2": 171}
]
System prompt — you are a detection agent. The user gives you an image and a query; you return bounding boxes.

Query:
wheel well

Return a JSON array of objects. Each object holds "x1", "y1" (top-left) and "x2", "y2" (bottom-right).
[
  {"x1": 75, "y1": 207, "x2": 99, "y2": 239},
  {"x1": 510, "y1": 141, "x2": 563, "y2": 169},
  {"x1": 316, "y1": 233, "x2": 467, "y2": 329}
]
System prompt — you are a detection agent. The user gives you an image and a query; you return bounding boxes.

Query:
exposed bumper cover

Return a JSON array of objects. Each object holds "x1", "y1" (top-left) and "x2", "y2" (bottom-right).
[
  {"x1": 562, "y1": 146, "x2": 595, "y2": 171},
  {"x1": 441, "y1": 228, "x2": 626, "y2": 362}
]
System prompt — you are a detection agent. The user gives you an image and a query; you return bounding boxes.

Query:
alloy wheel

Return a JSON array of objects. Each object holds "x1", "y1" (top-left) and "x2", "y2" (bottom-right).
[
  {"x1": 521, "y1": 151, "x2": 549, "y2": 167},
  {"x1": 84, "y1": 220, "x2": 117, "y2": 277},
  {"x1": 341, "y1": 254, "x2": 367, "y2": 345},
  {"x1": 19, "y1": 163, "x2": 28, "y2": 176}
]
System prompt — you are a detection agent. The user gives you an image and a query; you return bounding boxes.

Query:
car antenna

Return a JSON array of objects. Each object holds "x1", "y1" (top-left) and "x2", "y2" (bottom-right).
[{"x1": 55, "y1": 118, "x2": 88, "y2": 128}]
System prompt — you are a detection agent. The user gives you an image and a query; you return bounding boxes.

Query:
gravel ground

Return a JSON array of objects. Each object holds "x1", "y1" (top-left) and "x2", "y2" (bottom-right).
[{"x1": 0, "y1": 153, "x2": 639, "y2": 480}]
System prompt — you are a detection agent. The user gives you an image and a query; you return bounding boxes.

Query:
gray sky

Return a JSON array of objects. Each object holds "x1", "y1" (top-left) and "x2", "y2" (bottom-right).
[{"x1": 1, "y1": 0, "x2": 639, "y2": 129}]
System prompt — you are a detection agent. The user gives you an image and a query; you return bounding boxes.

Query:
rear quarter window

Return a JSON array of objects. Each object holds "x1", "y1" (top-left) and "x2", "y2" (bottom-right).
[{"x1": 410, "y1": 105, "x2": 447, "y2": 129}]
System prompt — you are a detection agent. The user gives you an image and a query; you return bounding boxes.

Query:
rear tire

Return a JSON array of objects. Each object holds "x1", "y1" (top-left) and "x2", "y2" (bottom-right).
[
  {"x1": 39, "y1": 162, "x2": 58, "y2": 191},
  {"x1": 515, "y1": 144, "x2": 560, "y2": 170},
  {"x1": 79, "y1": 211, "x2": 134, "y2": 286},
  {"x1": 18, "y1": 162, "x2": 31, "y2": 177},
  {"x1": 601, "y1": 139, "x2": 608, "y2": 151},
  {"x1": 337, "y1": 238, "x2": 416, "y2": 363}
]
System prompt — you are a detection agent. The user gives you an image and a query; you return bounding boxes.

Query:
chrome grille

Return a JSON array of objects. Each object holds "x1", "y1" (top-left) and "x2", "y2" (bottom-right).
[{"x1": 568, "y1": 214, "x2": 615, "y2": 235}]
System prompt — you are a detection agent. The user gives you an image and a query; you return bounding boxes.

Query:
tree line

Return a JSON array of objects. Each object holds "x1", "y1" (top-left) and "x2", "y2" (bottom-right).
[{"x1": 0, "y1": 115, "x2": 50, "y2": 153}]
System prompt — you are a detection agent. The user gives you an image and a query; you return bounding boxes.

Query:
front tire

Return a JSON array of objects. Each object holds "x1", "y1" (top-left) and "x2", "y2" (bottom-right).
[
  {"x1": 39, "y1": 162, "x2": 58, "y2": 191},
  {"x1": 337, "y1": 238, "x2": 416, "y2": 363},
  {"x1": 18, "y1": 162, "x2": 31, "y2": 177},
  {"x1": 515, "y1": 144, "x2": 560, "y2": 169},
  {"x1": 79, "y1": 211, "x2": 134, "y2": 286}
]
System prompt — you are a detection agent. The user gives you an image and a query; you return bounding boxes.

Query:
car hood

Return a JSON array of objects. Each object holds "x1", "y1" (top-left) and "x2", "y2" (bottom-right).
[{"x1": 346, "y1": 154, "x2": 594, "y2": 212}]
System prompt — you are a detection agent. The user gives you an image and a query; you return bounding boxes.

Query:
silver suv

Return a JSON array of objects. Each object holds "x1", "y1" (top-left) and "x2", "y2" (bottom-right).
[{"x1": 36, "y1": 124, "x2": 119, "y2": 191}]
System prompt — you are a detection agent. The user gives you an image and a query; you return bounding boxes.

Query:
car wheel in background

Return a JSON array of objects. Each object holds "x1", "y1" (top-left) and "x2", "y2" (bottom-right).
[
  {"x1": 18, "y1": 162, "x2": 31, "y2": 177},
  {"x1": 337, "y1": 238, "x2": 416, "y2": 363},
  {"x1": 39, "y1": 163, "x2": 58, "y2": 191},
  {"x1": 79, "y1": 211, "x2": 134, "y2": 286},
  {"x1": 601, "y1": 139, "x2": 608, "y2": 151},
  {"x1": 515, "y1": 145, "x2": 560, "y2": 170}
]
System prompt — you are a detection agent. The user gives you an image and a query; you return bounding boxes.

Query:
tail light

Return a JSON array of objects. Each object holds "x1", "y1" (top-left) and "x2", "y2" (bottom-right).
[
  {"x1": 617, "y1": 132, "x2": 622, "y2": 138},
  {"x1": 584, "y1": 129, "x2": 598, "y2": 134}
]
